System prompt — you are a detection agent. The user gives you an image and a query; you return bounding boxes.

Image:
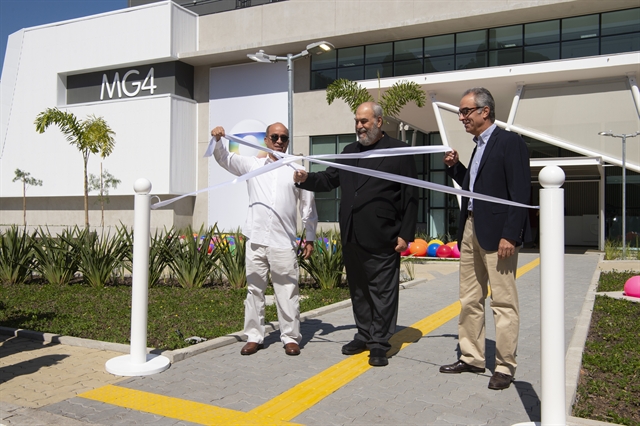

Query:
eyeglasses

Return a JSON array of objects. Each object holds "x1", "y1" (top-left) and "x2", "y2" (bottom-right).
[
  {"x1": 458, "y1": 106, "x2": 484, "y2": 117},
  {"x1": 268, "y1": 134, "x2": 289, "y2": 143}
]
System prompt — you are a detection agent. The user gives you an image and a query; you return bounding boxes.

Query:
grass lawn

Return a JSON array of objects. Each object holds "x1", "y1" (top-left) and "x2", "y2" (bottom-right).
[
  {"x1": 572, "y1": 270, "x2": 640, "y2": 426},
  {"x1": 0, "y1": 281, "x2": 350, "y2": 351}
]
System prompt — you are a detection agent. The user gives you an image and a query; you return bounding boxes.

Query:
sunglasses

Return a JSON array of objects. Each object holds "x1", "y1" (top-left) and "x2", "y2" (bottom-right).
[{"x1": 268, "y1": 134, "x2": 289, "y2": 143}]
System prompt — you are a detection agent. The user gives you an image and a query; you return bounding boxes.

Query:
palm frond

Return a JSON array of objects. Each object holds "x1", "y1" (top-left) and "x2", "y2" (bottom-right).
[{"x1": 326, "y1": 79, "x2": 374, "y2": 114}]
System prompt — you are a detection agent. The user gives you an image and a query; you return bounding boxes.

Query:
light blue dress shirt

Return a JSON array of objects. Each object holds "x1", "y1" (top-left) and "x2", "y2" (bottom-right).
[{"x1": 468, "y1": 123, "x2": 496, "y2": 212}]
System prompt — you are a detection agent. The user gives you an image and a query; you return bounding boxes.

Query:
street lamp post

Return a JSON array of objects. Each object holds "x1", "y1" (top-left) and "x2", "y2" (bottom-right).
[
  {"x1": 598, "y1": 130, "x2": 640, "y2": 259},
  {"x1": 248, "y1": 41, "x2": 335, "y2": 154}
]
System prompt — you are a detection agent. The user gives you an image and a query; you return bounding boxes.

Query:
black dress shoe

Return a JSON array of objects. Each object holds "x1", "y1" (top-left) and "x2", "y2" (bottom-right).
[
  {"x1": 284, "y1": 342, "x2": 300, "y2": 356},
  {"x1": 240, "y1": 342, "x2": 263, "y2": 355},
  {"x1": 488, "y1": 372, "x2": 513, "y2": 390},
  {"x1": 439, "y1": 360, "x2": 485, "y2": 374},
  {"x1": 341, "y1": 339, "x2": 367, "y2": 355},
  {"x1": 369, "y1": 348, "x2": 388, "y2": 367}
]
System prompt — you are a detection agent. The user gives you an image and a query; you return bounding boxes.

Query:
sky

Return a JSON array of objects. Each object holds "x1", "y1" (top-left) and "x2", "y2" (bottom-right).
[{"x1": 1, "y1": 0, "x2": 129, "y2": 75}]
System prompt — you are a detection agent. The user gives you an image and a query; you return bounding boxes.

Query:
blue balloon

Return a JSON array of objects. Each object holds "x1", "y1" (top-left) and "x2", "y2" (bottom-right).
[{"x1": 427, "y1": 243, "x2": 440, "y2": 257}]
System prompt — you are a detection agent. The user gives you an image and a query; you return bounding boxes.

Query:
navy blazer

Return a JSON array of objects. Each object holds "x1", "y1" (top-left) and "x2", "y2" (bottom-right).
[
  {"x1": 297, "y1": 133, "x2": 418, "y2": 252},
  {"x1": 447, "y1": 126, "x2": 532, "y2": 251}
]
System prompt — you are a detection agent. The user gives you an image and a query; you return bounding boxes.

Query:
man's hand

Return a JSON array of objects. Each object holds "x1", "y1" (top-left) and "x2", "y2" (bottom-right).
[
  {"x1": 211, "y1": 126, "x2": 225, "y2": 142},
  {"x1": 302, "y1": 241, "x2": 314, "y2": 259},
  {"x1": 395, "y1": 236, "x2": 408, "y2": 253},
  {"x1": 444, "y1": 149, "x2": 459, "y2": 167},
  {"x1": 294, "y1": 170, "x2": 308, "y2": 183},
  {"x1": 498, "y1": 238, "x2": 516, "y2": 259}
]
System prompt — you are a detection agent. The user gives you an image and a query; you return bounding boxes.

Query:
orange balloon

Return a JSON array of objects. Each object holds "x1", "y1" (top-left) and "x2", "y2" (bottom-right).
[
  {"x1": 408, "y1": 241, "x2": 427, "y2": 257},
  {"x1": 446, "y1": 241, "x2": 457, "y2": 248},
  {"x1": 414, "y1": 238, "x2": 428, "y2": 246}
]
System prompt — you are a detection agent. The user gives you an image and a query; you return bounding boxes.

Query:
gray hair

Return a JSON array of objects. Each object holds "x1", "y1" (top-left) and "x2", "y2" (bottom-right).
[
  {"x1": 371, "y1": 103, "x2": 383, "y2": 119},
  {"x1": 462, "y1": 87, "x2": 495, "y2": 122}
]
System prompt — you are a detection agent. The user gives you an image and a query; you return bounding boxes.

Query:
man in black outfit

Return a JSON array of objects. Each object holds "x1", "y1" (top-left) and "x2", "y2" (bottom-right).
[{"x1": 293, "y1": 101, "x2": 418, "y2": 367}]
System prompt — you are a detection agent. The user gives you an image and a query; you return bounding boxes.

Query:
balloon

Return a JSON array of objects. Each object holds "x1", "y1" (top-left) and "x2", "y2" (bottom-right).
[
  {"x1": 427, "y1": 242, "x2": 440, "y2": 257},
  {"x1": 414, "y1": 238, "x2": 428, "y2": 246},
  {"x1": 446, "y1": 241, "x2": 457, "y2": 248},
  {"x1": 624, "y1": 276, "x2": 640, "y2": 298},
  {"x1": 451, "y1": 244, "x2": 461, "y2": 258},
  {"x1": 400, "y1": 247, "x2": 412, "y2": 256},
  {"x1": 409, "y1": 241, "x2": 427, "y2": 257},
  {"x1": 436, "y1": 245, "x2": 452, "y2": 258},
  {"x1": 428, "y1": 239, "x2": 444, "y2": 246}
]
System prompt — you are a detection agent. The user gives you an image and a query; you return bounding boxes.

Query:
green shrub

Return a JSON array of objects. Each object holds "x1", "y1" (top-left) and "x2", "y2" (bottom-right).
[
  {"x1": 299, "y1": 229, "x2": 345, "y2": 289},
  {"x1": 32, "y1": 227, "x2": 81, "y2": 286},
  {"x1": 163, "y1": 226, "x2": 219, "y2": 289},
  {"x1": 0, "y1": 226, "x2": 37, "y2": 284},
  {"x1": 212, "y1": 226, "x2": 246, "y2": 289}
]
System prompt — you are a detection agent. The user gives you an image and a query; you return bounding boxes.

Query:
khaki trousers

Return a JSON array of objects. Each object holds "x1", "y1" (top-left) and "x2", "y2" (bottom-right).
[
  {"x1": 458, "y1": 216, "x2": 520, "y2": 376},
  {"x1": 244, "y1": 241, "x2": 301, "y2": 345}
]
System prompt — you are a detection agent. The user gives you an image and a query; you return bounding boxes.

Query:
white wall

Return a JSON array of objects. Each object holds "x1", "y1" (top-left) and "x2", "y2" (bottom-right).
[{"x1": 0, "y1": 1, "x2": 198, "y2": 200}]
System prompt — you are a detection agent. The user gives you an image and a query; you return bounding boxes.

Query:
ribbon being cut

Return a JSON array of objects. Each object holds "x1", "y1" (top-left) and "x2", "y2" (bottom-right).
[{"x1": 151, "y1": 134, "x2": 538, "y2": 210}]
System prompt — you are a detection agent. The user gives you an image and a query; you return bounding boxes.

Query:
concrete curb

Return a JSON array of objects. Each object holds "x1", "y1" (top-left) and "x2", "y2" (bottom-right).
[{"x1": 0, "y1": 278, "x2": 429, "y2": 364}]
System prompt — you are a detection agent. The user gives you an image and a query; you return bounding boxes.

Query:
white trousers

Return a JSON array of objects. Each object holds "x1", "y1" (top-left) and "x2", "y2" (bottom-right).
[{"x1": 244, "y1": 241, "x2": 301, "y2": 345}]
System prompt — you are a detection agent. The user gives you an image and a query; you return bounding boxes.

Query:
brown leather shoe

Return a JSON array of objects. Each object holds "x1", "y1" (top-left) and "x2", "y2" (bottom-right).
[
  {"x1": 488, "y1": 372, "x2": 513, "y2": 390},
  {"x1": 439, "y1": 360, "x2": 485, "y2": 374},
  {"x1": 240, "y1": 342, "x2": 263, "y2": 355},
  {"x1": 284, "y1": 342, "x2": 300, "y2": 356}
]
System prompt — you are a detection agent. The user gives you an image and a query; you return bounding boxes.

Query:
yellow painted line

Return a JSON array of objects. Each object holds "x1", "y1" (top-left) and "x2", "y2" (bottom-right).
[
  {"x1": 517, "y1": 257, "x2": 540, "y2": 278},
  {"x1": 80, "y1": 257, "x2": 540, "y2": 425},
  {"x1": 79, "y1": 384, "x2": 300, "y2": 425}
]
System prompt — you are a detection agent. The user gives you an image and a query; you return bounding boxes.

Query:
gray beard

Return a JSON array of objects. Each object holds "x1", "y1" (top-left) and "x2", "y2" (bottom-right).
[{"x1": 358, "y1": 127, "x2": 381, "y2": 146}]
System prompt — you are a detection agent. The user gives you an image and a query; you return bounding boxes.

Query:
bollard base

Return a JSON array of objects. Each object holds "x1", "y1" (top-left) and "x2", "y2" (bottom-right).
[{"x1": 105, "y1": 354, "x2": 170, "y2": 376}]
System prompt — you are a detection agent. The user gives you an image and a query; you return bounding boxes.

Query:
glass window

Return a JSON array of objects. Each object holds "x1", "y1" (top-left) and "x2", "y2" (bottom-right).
[
  {"x1": 311, "y1": 49, "x2": 336, "y2": 70},
  {"x1": 456, "y1": 52, "x2": 487, "y2": 70},
  {"x1": 310, "y1": 69, "x2": 336, "y2": 90},
  {"x1": 311, "y1": 136, "x2": 338, "y2": 155},
  {"x1": 456, "y1": 30, "x2": 487, "y2": 54},
  {"x1": 490, "y1": 25, "x2": 523, "y2": 49},
  {"x1": 489, "y1": 47, "x2": 523, "y2": 66},
  {"x1": 365, "y1": 42, "x2": 393, "y2": 64},
  {"x1": 561, "y1": 38, "x2": 599, "y2": 58},
  {"x1": 338, "y1": 66, "x2": 364, "y2": 81},
  {"x1": 365, "y1": 63, "x2": 393, "y2": 79},
  {"x1": 338, "y1": 46, "x2": 364, "y2": 68},
  {"x1": 315, "y1": 200, "x2": 337, "y2": 222},
  {"x1": 524, "y1": 43, "x2": 560, "y2": 63},
  {"x1": 601, "y1": 8, "x2": 640, "y2": 36},
  {"x1": 394, "y1": 38, "x2": 423, "y2": 61},
  {"x1": 562, "y1": 14, "x2": 599, "y2": 41},
  {"x1": 601, "y1": 33, "x2": 640, "y2": 54},
  {"x1": 394, "y1": 59, "x2": 423, "y2": 76},
  {"x1": 424, "y1": 55, "x2": 455, "y2": 73},
  {"x1": 424, "y1": 34, "x2": 454, "y2": 57},
  {"x1": 525, "y1": 20, "x2": 560, "y2": 45}
]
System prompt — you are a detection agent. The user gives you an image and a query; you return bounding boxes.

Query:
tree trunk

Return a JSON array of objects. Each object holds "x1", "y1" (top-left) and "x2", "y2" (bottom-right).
[
  {"x1": 100, "y1": 162, "x2": 104, "y2": 227},
  {"x1": 22, "y1": 181, "x2": 26, "y2": 226},
  {"x1": 83, "y1": 153, "x2": 89, "y2": 229}
]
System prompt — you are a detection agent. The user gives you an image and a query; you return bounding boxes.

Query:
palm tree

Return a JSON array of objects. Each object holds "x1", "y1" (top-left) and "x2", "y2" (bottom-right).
[
  {"x1": 35, "y1": 108, "x2": 115, "y2": 228},
  {"x1": 12, "y1": 169, "x2": 43, "y2": 226},
  {"x1": 326, "y1": 78, "x2": 426, "y2": 118}
]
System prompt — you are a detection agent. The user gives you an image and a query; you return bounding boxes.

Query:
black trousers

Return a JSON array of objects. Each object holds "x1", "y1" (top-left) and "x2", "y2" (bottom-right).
[{"x1": 343, "y1": 242, "x2": 400, "y2": 351}]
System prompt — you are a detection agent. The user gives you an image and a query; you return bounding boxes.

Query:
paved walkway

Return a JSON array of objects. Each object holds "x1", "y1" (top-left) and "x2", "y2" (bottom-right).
[{"x1": 1, "y1": 253, "x2": 638, "y2": 425}]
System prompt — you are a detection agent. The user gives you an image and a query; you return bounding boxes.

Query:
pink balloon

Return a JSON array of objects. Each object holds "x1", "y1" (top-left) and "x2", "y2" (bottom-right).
[
  {"x1": 450, "y1": 244, "x2": 460, "y2": 259},
  {"x1": 401, "y1": 247, "x2": 411, "y2": 257},
  {"x1": 624, "y1": 275, "x2": 640, "y2": 298}
]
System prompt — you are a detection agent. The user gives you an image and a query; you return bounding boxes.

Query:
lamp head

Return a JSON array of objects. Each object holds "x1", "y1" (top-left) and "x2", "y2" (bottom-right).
[
  {"x1": 247, "y1": 50, "x2": 275, "y2": 63},
  {"x1": 598, "y1": 131, "x2": 613, "y2": 136},
  {"x1": 305, "y1": 41, "x2": 335, "y2": 56}
]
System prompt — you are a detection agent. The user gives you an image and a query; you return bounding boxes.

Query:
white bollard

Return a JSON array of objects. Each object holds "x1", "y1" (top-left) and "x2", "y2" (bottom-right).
[
  {"x1": 514, "y1": 165, "x2": 566, "y2": 426},
  {"x1": 105, "y1": 178, "x2": 170, "y2": 376},
  {"x1": 539, "y1": 166, "x2": 567, "y2": 425}
]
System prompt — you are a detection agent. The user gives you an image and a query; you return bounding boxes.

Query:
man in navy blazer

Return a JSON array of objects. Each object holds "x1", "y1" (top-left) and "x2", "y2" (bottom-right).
[
  {"x1": 439, "y1": 88, "x2": 531, "y2": 390},
  {"x1": 294, "y1": 102, "x2": 418, "y2": 367}
]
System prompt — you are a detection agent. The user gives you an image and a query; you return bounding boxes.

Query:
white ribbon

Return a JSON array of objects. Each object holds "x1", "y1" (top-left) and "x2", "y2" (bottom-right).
[{"x1": 153, "y1": 134, "x2": 538, "y2": 210}]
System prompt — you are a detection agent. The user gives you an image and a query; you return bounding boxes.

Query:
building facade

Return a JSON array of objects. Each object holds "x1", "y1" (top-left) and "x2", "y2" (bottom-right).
[{"x1": 1, "y1": 0, "x2": 638, "y2": 247}]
